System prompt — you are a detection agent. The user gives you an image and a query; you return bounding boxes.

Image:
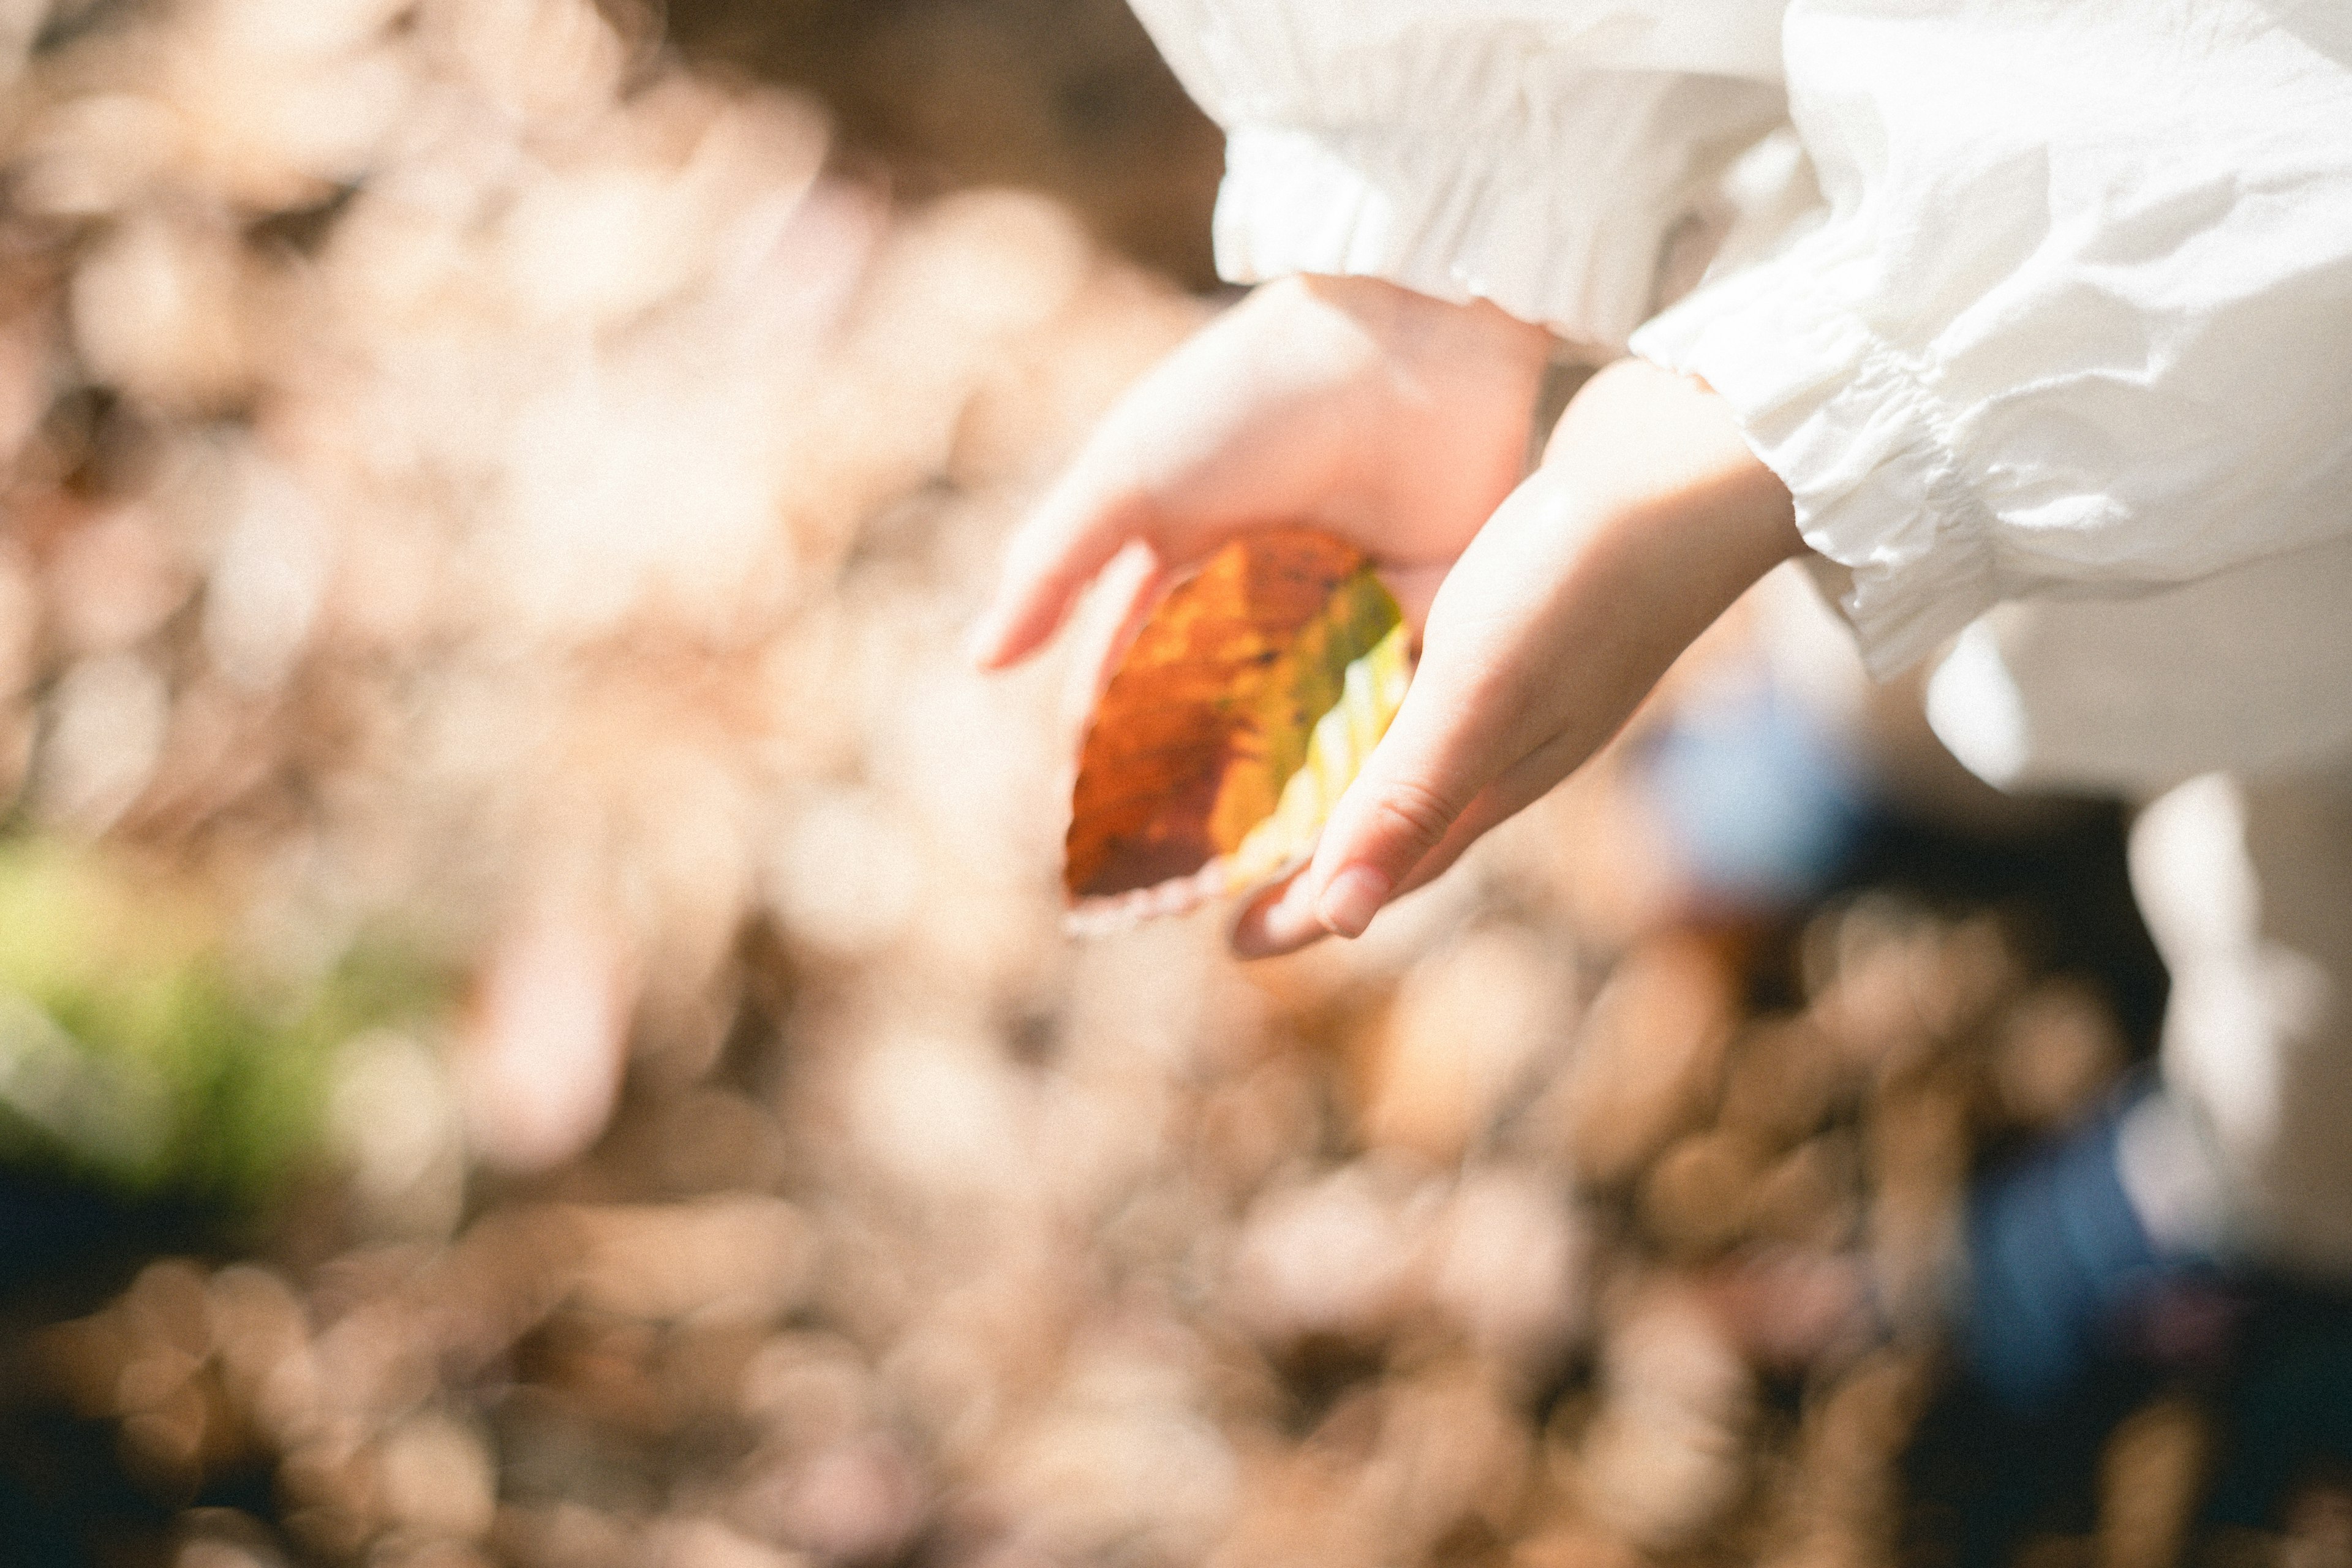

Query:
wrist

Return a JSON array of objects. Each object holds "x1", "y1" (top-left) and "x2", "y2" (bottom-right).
[{"x1": 1550, "y1": 358, "x2": 1800, "y2": 588}]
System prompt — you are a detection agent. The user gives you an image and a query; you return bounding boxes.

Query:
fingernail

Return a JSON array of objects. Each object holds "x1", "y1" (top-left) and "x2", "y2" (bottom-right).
[{"x1": 1316, "y1": 865, "x2": 1390, "y2": 939}]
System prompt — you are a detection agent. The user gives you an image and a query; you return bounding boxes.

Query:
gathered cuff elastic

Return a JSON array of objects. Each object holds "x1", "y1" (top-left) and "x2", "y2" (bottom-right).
[
  {"x1": 1631, "y1": 240, "x2": 2002, "y2": 677},
  {"x1": 1216, "y1": 121, "x2": 1689, "y2": 353}
]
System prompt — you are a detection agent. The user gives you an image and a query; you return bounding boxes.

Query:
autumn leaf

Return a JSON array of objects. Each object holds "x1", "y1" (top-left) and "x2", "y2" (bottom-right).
[{"x1": 1064, "y1": 530, "x2": 1411, "y2": 930}]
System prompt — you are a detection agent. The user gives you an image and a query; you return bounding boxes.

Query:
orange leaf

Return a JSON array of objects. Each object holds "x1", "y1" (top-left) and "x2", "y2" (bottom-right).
[{"x1": 1065, "y1": 529, "x2": 1411, "y2": 931}]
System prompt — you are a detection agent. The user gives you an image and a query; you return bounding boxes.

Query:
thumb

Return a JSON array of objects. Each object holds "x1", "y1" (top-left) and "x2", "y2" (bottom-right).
[
  {"x1": 1301, "y1": 669, "x2": 1509, "y2": 939},
  {"x1": 1298, "y1": 463, "x2": 1593, "y2": 938},
  {"x1": 1229, "y1": 708, "x2": 1492, "y2": 956},
  {"x1": 1300, "y1": 581, "x2": 1534, "y2": 939}
]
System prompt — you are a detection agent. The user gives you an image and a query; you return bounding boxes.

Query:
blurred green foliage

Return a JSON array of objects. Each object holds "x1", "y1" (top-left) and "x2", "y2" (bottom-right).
[{"x1": 0, "y1": 839, "x2": 445, "y2": 1210}]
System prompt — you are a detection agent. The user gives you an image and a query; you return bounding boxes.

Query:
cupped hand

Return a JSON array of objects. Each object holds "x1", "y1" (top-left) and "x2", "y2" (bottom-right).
[
  {"x1": 964, "y1": 274, "x2": 1556, "y2": 674},
  {"x1": 1230, "y1": 358, "x2": 1801, "y2": 955},
  {"x1": 971, "y1": 272, "x2": 1800, "y2": 957}
]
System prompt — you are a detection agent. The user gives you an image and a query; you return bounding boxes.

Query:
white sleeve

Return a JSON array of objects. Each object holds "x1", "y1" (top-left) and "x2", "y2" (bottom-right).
[
  {"x1": 1128, "y1": 0, "x2": 1792, "y2": 352},
  {"x1": 1632, "y1": 1, "x2": 2352, "y2": 678}
]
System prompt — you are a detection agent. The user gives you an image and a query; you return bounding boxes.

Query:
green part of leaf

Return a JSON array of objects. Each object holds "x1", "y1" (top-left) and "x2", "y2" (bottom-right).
[
  {"x1": 1226, "y1": 612, "x2": 1412, "y2": 894},
  {"x1": 1207, "y1": 561, "x2": 1404, "y2": 852}
]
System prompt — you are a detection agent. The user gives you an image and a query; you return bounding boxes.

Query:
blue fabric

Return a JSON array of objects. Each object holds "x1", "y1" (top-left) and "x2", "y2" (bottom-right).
[
  {"x1": 1640, "y1": 681, "x2": 1869, "y2": 910},
  {"x1": 1963, "y1": 1082, "x2": 2197, "y2": 1412}
]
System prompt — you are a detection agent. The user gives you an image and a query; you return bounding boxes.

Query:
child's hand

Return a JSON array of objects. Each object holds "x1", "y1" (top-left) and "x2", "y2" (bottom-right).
[
  {"x1": 964, "y1": 274, "x2": 1556, "y2": 672},
  {"x1": 1232, "y1": 358, "x2": 1800, "y2": 955},
  {"x1": 972, "y1": 274, "x2": 1800, "y2": 956}
]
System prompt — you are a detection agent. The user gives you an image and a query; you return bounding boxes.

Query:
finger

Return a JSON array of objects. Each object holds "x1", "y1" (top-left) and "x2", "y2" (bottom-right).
[
  {"x1": 1227, "y1": 685, "x2": 1597, "y2": 961},
  {"x1": 1229, "y1": 725, "x2": 1586, "y2": 961},
  {"x1": 969, "y1": 296, "x2": 1280, "y2": 673},
  {"x1": 1298, "y1": 467, "x2": 1589, "y2": 937},
  {"x1": 1057, "y1": 539, "x2": 1170, "y2": 723},
  {"x1": 1385, "y1": 726, "x2": 1593, "y2": 899},
  {"x1": 968, "y1": 449, "x2": 1160, "y2": 670},
  {"x1": 1298, "y1": 625, "x2": 1521, "y2": 940}
]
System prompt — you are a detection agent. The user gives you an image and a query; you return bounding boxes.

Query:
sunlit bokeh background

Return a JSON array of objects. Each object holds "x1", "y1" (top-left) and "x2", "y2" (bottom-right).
[{"x1": 0, "y1": 4, "x2": 2345, "y2": 1566}]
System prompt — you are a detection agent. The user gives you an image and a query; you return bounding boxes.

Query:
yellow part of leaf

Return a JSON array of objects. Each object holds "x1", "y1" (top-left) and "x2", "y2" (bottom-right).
[{"x1": 1223, "y1": 616, "x2": 1411, "y2": 894}]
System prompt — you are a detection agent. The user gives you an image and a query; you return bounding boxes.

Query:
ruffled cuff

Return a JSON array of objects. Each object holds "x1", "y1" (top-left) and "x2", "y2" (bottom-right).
[
  {"x1": 1630, "y1": 237, "x2": 2003, "y2": 677},
  {"x1": 1216, "y1": 113, "x2": 1691, "y2": 354},
  {"x1": 1127, "y1": 1, "x2": 1784, "y2": 349},
  {"x1": 1136, "y1": 0, "x2": 1789, "y2": 351}
]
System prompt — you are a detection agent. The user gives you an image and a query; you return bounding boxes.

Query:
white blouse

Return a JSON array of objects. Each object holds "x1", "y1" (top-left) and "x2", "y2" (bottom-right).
[{"x1": 1126, "y1": 0, "x2": 2352, "y2": 792}]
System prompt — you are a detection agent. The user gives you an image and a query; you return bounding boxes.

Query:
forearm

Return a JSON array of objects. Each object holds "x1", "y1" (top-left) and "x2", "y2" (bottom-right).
[
  {"x1": 1419, "y1": 358, "x2": 1801, "y2": 813},
  {"x1": 1542, "y1": 357, "x2": 1801, "y2": 701}
]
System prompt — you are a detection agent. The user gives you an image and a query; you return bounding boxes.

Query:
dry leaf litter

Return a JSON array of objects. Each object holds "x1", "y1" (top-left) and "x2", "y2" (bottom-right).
[{"x1": 0, "y1": 2, "x2": 2344, "y2": 1566}]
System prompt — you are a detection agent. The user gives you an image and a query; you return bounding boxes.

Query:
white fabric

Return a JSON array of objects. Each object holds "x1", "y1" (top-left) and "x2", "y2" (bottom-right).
[
  {"x1": 1126, "y1": 0, "x2": 1790, "y2": 351},
  {"x1": 2130, "y1": 771, "x2": 2352, "y2": 1278},
  {"x1": 1632, "y1": 0, "x2": 2352, "y2": 723},
  {"x1": 1924, "y1": 540, "x2": 2352, "y2": 794},
  {"x1": 1135, "y1": 0, "x2": 2352, "y2": 791},
  {"x1": 2114, "y1": 1079, "x2": 2231, "y2": 1263}
]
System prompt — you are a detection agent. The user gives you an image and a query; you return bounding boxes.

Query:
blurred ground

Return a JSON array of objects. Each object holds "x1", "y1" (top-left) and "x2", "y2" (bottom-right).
[
  {"x1": 660, "y1": 0, "x2": 1222, "y2": 288},
  {"x1": 0, "y1": 3, "x2": 2349, "y2": 1567}
]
